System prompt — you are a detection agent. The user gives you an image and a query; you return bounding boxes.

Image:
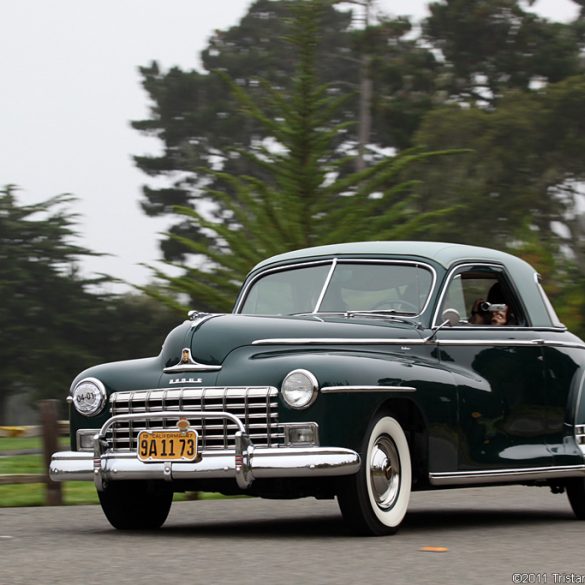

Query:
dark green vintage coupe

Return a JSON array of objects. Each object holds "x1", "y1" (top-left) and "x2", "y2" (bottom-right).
[{"x1": 50, "y1": 242, "x2": 585, "y2": 535}]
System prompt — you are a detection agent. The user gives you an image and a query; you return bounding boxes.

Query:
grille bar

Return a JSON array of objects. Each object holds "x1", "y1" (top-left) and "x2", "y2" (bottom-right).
[{"x1": 108, "y1": 386, "x2": 283, "y2": 451}]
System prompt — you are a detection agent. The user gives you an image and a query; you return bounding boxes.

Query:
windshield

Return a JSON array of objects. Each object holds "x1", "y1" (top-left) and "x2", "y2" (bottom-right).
[{"x1": 239, "y1": 261, "x2": 434, "y2": 316}]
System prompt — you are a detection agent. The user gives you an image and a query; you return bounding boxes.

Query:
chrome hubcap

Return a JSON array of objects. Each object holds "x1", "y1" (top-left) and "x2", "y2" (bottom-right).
[{"x1": 370, "y1": 435, "x2": 400, "y2": 510}]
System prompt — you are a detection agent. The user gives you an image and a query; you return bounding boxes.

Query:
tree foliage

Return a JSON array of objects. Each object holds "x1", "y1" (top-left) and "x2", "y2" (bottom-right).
[
  {"x1": 423, "y1": 0, "x2": 583, "y2": 103},
  {"x1": 0, "y1": 186, "x2": 180, "y2": 423},
  {"x1": 144, "y1": 0, "x2": 457, "y2": 312},
  {"x1": 133, "y1": 0, "x2": 585, "y2": 332},
  {"x1": 411, "y1": 74, "x2": 585, "y2": 331},
  {"x1": 132, "y1": 0, "x2": 443, "y2": 262}
]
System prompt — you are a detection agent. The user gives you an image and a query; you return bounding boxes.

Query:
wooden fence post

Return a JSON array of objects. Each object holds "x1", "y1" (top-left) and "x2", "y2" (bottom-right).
[{"x1": 40, "y1": 399, "x2": 63, "y2": 506}]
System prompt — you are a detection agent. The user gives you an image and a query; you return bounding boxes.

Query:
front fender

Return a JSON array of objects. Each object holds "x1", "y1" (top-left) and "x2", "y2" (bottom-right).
[{"x1": 217, "y1": 345, "x2": 458, "y2": 470}]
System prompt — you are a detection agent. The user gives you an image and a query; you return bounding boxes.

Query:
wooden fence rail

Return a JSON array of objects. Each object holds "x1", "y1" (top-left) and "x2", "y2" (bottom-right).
[{"x1": 0, "y1": 400, "x2": 64, "y2": 505}]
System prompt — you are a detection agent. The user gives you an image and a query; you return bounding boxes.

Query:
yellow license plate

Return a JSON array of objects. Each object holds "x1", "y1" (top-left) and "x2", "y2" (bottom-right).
[{"x1": 137, "y1": 430, "x2": 198, "y2": 462}]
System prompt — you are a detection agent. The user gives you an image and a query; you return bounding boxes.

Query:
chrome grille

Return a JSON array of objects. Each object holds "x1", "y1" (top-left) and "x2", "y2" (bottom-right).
[{"x1": 108, "y1": 386, "x2": 283, "y2": 451}]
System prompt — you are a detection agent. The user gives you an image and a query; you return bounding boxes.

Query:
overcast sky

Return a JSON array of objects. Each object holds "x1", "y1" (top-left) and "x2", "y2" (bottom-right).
[{"x1": 0, "y1": 0, "x2": 578, "y2": 292}]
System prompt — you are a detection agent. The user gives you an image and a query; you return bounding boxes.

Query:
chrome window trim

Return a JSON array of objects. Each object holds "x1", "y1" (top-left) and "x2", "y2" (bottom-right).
[
  {"x1": 320, "y1": 259, "x2": 437, "y2": 317},
  {"x1": 313, "y1": 258, "x2": 337, "y2": 313},
  {"x1": 234, "y1": 259, "x2": 334, "y2": 314},
  {"x1": 235, "y1": 257, "x2": 437, "y2": 318},
  {"x1": 535, "y1": 273, "x2": 565, "y2": 328},
  {"x1": 429, "y1": 465, "x2": 585, "y2": 486},
  {"x1": 431, "y1": 261, "x2": 526, "y2": 328}
]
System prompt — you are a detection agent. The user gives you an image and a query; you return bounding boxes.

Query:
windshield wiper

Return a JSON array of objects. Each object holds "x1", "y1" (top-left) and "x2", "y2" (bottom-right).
[
  {"x1": 343, "y1": 310, "x2": 418, "y2": 324},
  {"x1": 346, "y1": 309, "x2": 416, "y2": 316},
  {"x1": 288, "y1": 310, "x2": 419, "y2": 325}
]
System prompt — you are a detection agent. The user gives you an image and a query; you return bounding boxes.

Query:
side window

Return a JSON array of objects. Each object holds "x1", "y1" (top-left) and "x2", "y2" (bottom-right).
[{"x1": 440, "y1": 266, "x2": 525, "y2": 326}]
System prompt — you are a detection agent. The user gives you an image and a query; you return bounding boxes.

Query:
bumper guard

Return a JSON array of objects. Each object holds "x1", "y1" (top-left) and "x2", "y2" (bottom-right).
[{"x1": 49, "y1": 410, "x2": 361, "y2": 491}]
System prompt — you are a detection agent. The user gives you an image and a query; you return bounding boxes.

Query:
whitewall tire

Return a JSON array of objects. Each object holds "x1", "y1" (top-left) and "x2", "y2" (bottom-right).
[{"x1": 337, "y1": 414, "x2": 412, "y2": 536}]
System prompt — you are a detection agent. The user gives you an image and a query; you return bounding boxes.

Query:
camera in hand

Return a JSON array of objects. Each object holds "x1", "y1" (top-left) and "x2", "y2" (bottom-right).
[{"x1": 479, "y1": 302, "x2": 507, "y2": 313}]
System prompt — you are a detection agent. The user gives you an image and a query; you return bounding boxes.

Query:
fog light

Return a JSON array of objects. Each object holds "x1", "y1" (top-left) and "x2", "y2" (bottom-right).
[
  {"x1": 77, "y1": 429, "x2": 99, "y2": 451},
  {"x1": 283, "y1": 423, "x2": 319, "y2": 446}
]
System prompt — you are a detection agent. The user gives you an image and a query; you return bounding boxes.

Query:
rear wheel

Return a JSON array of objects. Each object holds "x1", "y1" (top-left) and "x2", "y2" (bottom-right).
[
  {"x1": 566, "y1": 478, "x2": 585, "y2": 519},
  {"x1": 337, "y1": 414, "x2": 412, "y2": 536},
  {"x1": 98, "y1": 480, "x2": 173, "y2": 530}
]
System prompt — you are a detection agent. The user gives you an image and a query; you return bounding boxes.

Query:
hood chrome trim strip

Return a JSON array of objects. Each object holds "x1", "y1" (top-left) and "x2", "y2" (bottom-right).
[{"x1": 252, "y1": 337, "x2": 585, "y2": 349}]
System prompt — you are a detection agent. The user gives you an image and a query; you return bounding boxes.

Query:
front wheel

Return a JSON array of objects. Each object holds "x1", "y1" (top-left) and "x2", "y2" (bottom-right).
[
  {"x1": 337, "y1": 414, "x2": 412, "y2": 536},
  {"x1": 98, "y1": 480, "x2": 173, "y2": 530}
]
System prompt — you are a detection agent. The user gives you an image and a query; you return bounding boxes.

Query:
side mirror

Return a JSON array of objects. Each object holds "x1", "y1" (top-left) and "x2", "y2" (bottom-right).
[
  {"x1": 425, "y1": 308, "x2": 461, "y2": 343},
  {"x1": 441, "y1": 308, "x2": 461, "y2": 327}
]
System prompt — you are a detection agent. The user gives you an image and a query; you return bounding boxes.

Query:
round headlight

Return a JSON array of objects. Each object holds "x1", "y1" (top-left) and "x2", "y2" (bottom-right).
[
  {"x1": 281, "y1": 369, "x2": 318, "y2": 409},
  {"x1": 71, "y1": 378, "x2": 106, "y2": 416}
]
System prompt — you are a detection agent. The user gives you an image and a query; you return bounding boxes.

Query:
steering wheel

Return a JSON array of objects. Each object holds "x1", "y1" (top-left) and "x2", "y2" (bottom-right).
[{"x1": 370, "y1": 299, "x2": 419, "y2": 313}]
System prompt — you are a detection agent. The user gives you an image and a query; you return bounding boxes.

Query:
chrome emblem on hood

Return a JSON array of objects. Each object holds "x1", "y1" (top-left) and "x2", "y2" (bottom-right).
[{"x1": 163, "y1": 347, "x2": 222, "y2": 374}]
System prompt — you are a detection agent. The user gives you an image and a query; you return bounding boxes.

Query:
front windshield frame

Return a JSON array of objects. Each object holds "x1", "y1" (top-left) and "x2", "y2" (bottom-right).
[{"x1": 235, "y1": 258, "x2": 437, "y2": 317}]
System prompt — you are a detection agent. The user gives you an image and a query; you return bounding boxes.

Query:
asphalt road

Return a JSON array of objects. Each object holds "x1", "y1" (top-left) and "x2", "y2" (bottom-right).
[{"x1": 0, "y1": 485, "x2": 583, "y2": 585}]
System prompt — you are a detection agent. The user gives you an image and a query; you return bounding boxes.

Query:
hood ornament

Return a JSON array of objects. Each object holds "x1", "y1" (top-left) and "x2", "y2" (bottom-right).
[{"x1": 164, "y1": 347, "x2": 222, "y2": 373}]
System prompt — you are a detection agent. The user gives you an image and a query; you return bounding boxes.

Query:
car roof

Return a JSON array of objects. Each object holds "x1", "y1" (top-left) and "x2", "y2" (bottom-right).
[
  {"x1": 252, "y1": 241, "x2": 534, "y2": 273},
  {"x1": 245, "y1": 241, "x2": 562, "y2": 328}
]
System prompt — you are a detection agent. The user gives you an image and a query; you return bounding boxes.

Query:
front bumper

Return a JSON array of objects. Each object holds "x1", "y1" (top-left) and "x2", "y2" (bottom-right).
[{"x1": 50, "y1": 410, "x2": 360, "y2": 491}]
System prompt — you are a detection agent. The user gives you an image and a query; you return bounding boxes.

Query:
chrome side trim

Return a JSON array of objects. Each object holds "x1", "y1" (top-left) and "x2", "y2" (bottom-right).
[
  {"x1": 321, "y1": 385, "x2": 416, "y2": 394},
  {"x1": 435, "y1": 339, "x2": 585, "y2": 349},
  {"x1": 252, "y1": 337, "x2": 585, "y2": 349},
  {"x1": 429, "y1": 465, "x2": 585, "y2": 486},
  {"x1": 253, "y1": 338, "x2": 428, "y2": 346},
  {"x1": 540, "y1": 341, "x2": 585, "y2": 349}
]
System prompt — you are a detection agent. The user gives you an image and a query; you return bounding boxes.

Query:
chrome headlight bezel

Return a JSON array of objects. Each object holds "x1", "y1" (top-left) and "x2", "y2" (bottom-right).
[
  {"x1": 70, "y1": 377, "x2": 107, "y2": 417},
  {"x1": 281, "y1": 369, "x2": 319, "y2": 409}
]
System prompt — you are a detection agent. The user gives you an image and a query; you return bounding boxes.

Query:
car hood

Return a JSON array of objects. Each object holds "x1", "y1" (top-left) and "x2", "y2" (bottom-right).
[{"x1": 189, "y1": 314, "x2": 424, "y2": 366}]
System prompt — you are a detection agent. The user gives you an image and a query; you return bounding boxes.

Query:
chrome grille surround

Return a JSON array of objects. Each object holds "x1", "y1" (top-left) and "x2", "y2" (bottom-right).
[{"x1": 108, "y1": 386, "x2": 283, "y2": 451}]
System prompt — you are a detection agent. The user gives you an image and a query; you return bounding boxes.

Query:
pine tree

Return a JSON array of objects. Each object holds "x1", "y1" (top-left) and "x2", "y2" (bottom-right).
[{"x1": 146, "y1": 0, "x2": 456, "y2": 312}]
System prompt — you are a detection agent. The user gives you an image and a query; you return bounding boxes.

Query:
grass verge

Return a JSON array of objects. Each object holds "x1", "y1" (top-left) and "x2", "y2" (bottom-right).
[
  {"x1": 0, "y1": 436, "x2": 69, "y2": 452},
  {"x1": 0, "y1": 437, "x2": 231, "y2": 507}
]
